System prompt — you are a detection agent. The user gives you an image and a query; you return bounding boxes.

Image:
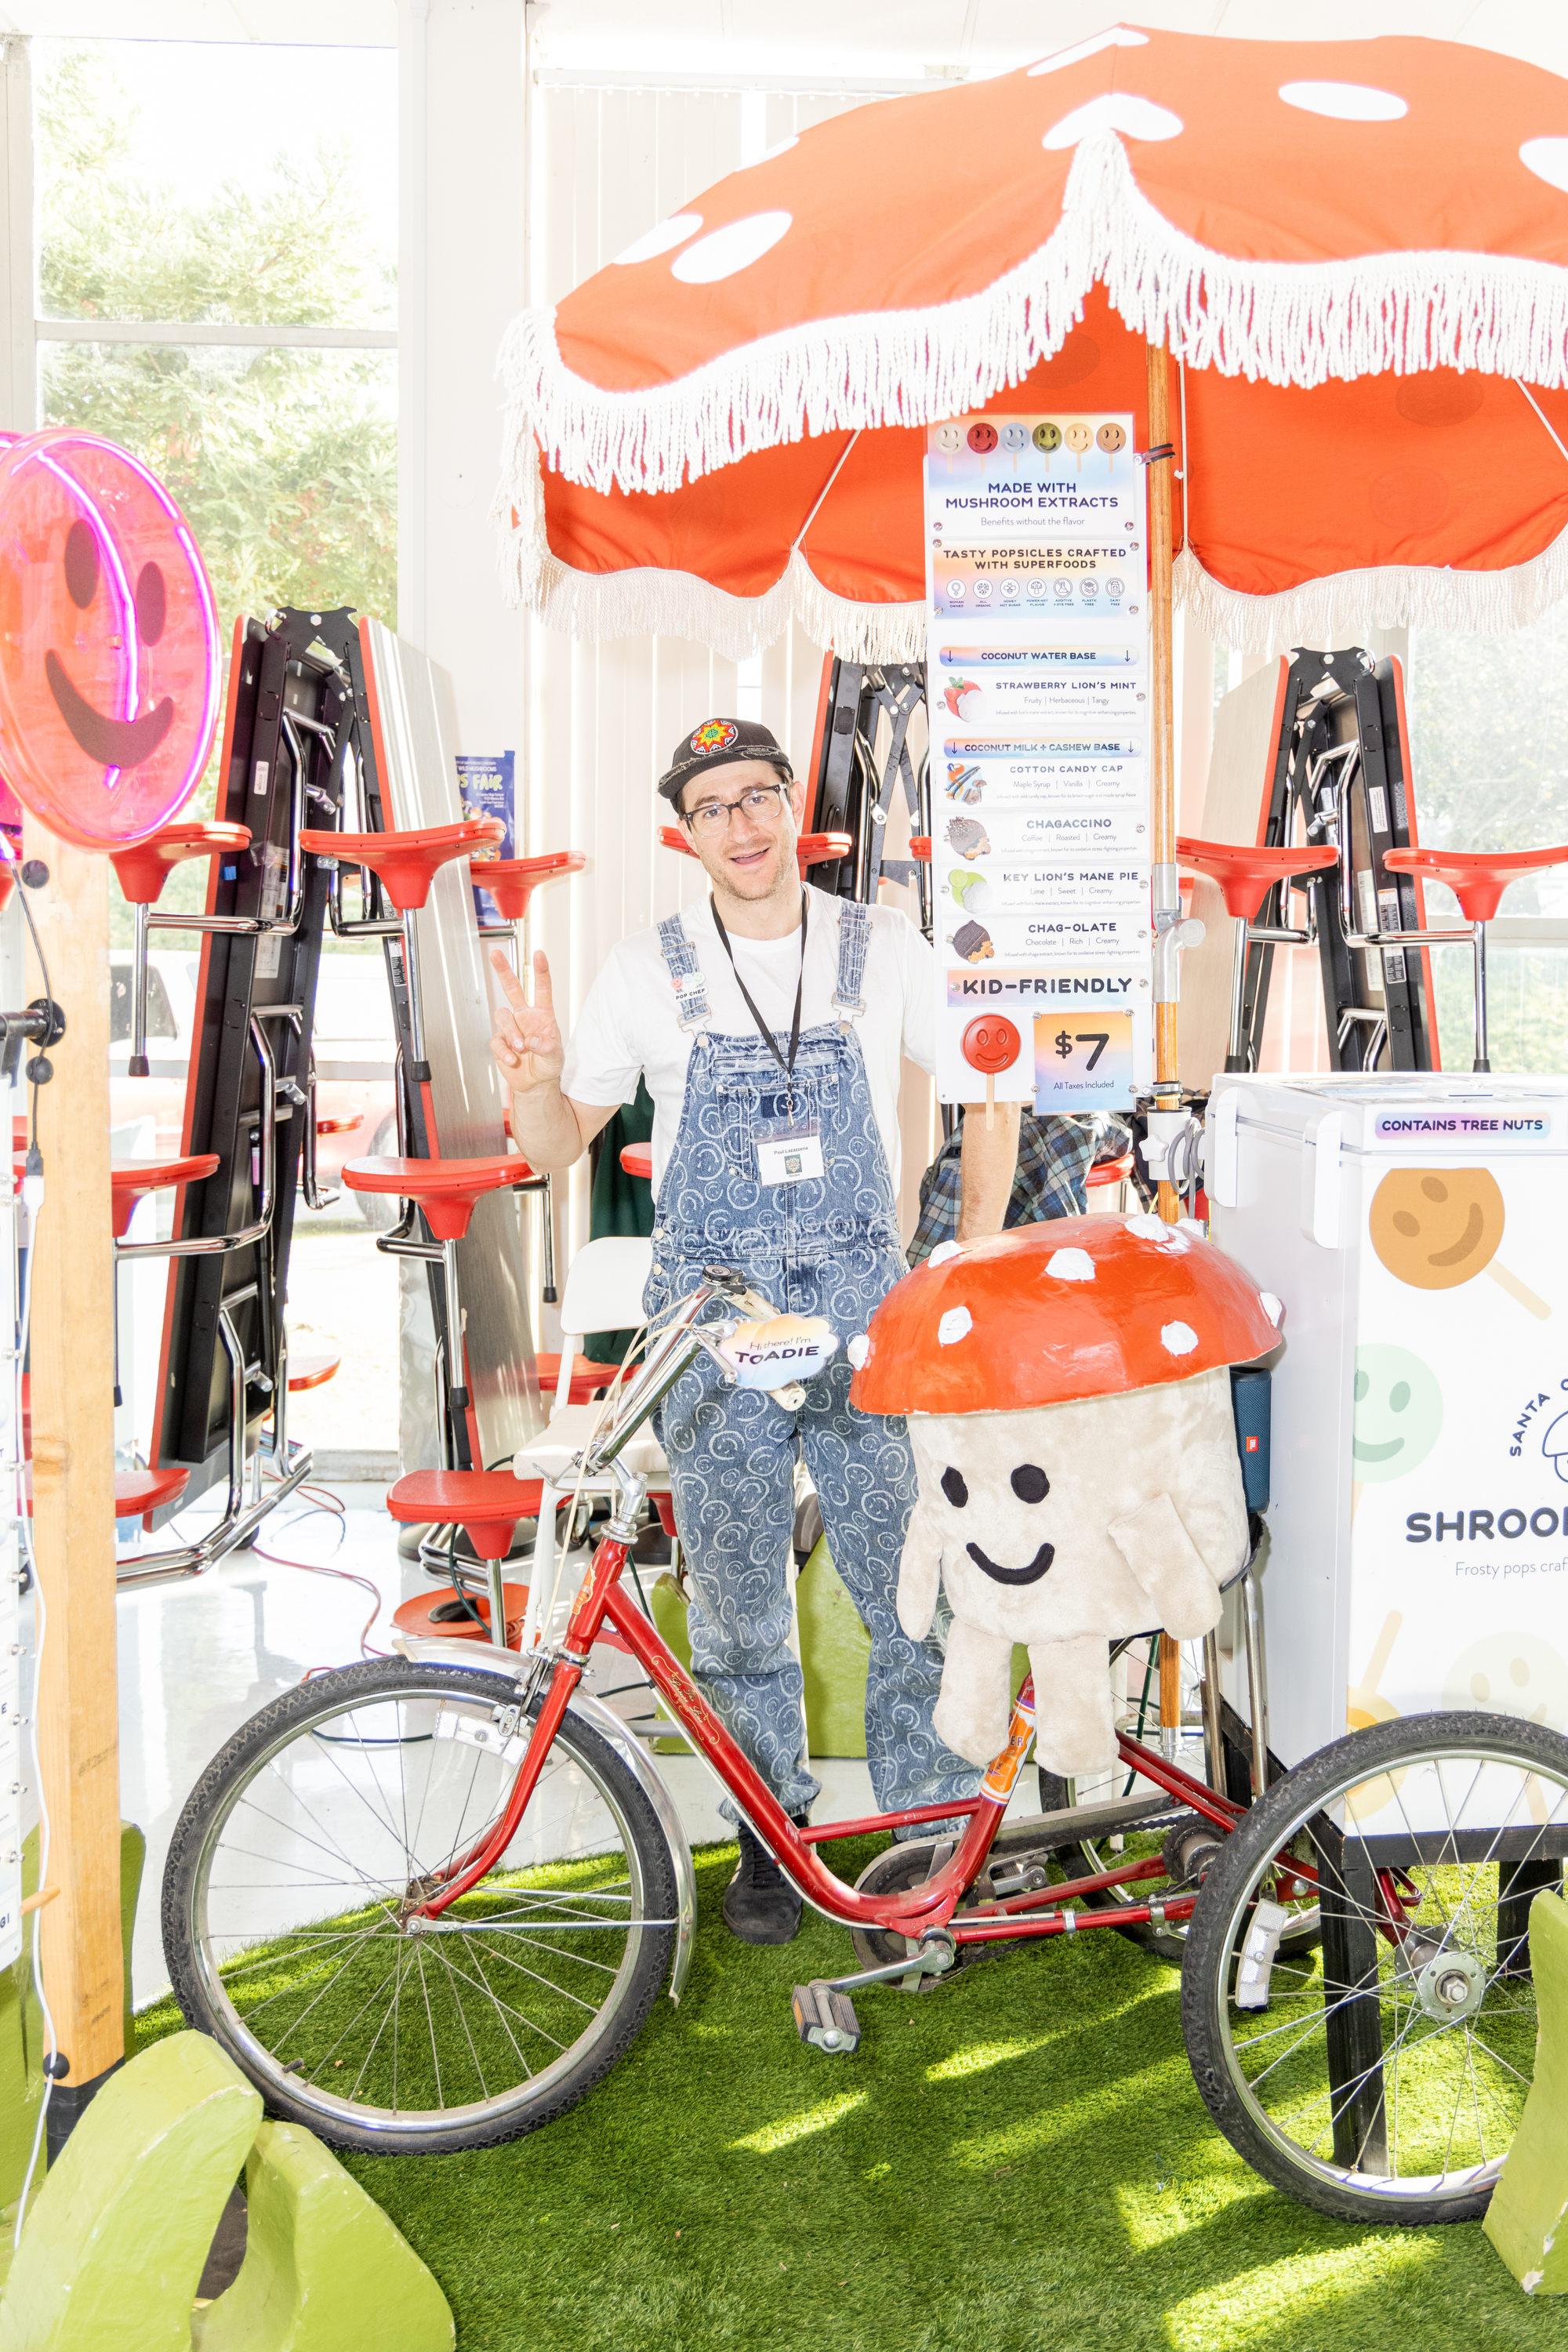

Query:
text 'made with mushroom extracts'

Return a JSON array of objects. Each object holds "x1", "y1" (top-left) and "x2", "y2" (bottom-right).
[{"x1": 925, "y1": 414, "x2": 1152, "y2": 1111}]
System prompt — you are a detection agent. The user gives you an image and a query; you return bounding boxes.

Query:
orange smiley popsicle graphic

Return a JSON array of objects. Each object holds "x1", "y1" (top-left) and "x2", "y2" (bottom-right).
[{"x1": 1369, "y1": 1167, "x2": 1548, "y2": 1319}]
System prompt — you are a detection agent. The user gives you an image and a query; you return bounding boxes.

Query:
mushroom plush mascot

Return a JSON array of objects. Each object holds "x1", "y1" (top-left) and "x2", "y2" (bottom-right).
[{"x1": 848, "y1": 1214, "x2": 1279, "y2": 1776}]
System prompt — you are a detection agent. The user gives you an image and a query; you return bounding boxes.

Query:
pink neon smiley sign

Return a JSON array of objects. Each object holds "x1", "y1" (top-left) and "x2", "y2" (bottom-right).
[{"x1": 0, "y1": 430, "x2": 221, "y2": 850}]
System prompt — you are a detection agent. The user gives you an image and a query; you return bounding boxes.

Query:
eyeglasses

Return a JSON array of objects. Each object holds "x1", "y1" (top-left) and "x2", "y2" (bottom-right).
[{"x1": 681, "y1": 782, "x2": 790, "y2": 837}]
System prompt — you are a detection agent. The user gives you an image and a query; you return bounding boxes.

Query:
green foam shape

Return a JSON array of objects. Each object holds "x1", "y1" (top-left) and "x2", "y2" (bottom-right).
[
  {"x1": 1485, "y1": 1888, "x2": 1568, "y2": 2292},
  {"x1": 0, "y1": 1825, "x2": 145, "y2": 2229},
  {"x1": 0, "y1": 2030, "x2": 260, "y2": 2350},
  {"x1": 191, "y1": 2118, "x2": 452, "y2": 2352},
  {"x1": 797, "y1": 1537, "x2": 872, "y2": 1758}
]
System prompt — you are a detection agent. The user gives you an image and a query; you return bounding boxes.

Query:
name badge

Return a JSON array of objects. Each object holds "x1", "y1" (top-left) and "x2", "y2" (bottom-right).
[{"x1": 756, "y1": 1120, "x2": 824, "y2": 1186}]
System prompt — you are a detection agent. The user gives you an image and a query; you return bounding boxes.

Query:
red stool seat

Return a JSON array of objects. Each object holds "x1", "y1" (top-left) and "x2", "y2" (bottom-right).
[
  {"x1": 110, "y1": 822, "x2": 252, "y2": 909},
  {"x1": 111, "y1": 1154, "x2": 220, "y2": 1240},
  {"x1": 340, "y1": 1154, "x2": 529, "y2": 1240},
  {"x1": 1087, "y1": 1152, "x2": 1134, "y2": 1192},
  {"x1": 1381, "y1": 844, "x2": 1568, "y2": 924},
  {"x1": 393, "y1": 1583, "x2": 530, "y2": 1650},
  {"x1": 297, "y1": 820, "x2": 506, "y2": 913},
  {"x1": 314, "y1": 1116, "x2": 358, "y2": 1137},
  {"x1": 481, "y1": 851, "x2": 586, "y2": 921},
  {"x1": 387, "y1": 1469, "x2": 545, "y2": 1563},
  {"x1": 1176, "y1": 837, "x2": 1339, "y2": 922},
  {"x1": 25, "y1": 1462, "x2": 190, "y2": 1531},
  {"x1": 536, "y1": 1352, "x2": 624, "y2": 1405},
  {"x1": 288, "y1": 1348, "x2": 340, "y2": 1392},
  {"x1": 619, "y1": 1143, "x2": 652, "y2": 1181}
]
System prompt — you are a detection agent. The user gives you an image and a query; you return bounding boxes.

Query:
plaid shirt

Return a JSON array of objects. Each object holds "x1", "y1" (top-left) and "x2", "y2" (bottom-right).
[{"x1": 906, "y1": 1110, "x2": 1136, "y2": 1268}]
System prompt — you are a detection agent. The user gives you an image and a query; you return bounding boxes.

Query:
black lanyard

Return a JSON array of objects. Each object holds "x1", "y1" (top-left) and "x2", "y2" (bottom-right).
[{"x1": 710, "y1": 887, "x2": 808, "y2": 1106}]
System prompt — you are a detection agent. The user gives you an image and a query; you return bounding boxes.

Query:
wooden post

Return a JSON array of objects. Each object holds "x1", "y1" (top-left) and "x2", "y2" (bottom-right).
[
  {"x1": 1145, "y1": 339, "x2": 1180, "y2": 1223},
  {"x1": 21, "y1": 814, "x2": 124, "y2": 2145}
]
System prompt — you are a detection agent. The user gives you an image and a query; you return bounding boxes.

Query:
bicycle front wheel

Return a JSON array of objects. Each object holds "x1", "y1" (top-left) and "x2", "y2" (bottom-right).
[
  {"x1": 1181, "y1": 1709, "x2": 1568, "y2": 2224},
  {"x1": 162, "y1": 1661, "x2": 678, "y2": 2155}
]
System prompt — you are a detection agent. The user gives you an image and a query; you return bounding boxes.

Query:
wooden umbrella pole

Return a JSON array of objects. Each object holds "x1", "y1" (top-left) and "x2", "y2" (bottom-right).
[
  {"x1": 1145, "y1": 339, "x2": 1180, "y2": 1224},
  {"x1": 22, "y1": 815, "x2": 125, "y2": 2147}
]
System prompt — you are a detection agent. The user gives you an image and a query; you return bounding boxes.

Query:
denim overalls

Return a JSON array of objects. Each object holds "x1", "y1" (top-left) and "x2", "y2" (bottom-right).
[{"x1": 644, "y1": 898, "x2": 975, "y2": 1823}]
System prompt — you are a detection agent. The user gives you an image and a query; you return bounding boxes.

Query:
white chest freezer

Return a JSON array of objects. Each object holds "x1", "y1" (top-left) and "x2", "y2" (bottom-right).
[{"x1": 1207, "y1": 1070, "x2": 1568, "y2": 1784}]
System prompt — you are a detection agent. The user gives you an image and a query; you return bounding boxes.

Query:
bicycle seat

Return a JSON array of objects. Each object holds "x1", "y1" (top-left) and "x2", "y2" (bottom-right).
[
  {"x1": 109, "y1": 822, "x2": 252, "y2": 908},
  {"x1": 480, "y1": 851, "x2": 586, "y2": 921},
  {"x1": 387, "y1": 1469, "x2": 546, "y2": 1563},
  {"x1": 297, "y1": 820, "x2": 506, "y2": 912},
  {"x1": 111, "y1": 1153, "x2": 220, "y2": 1240},
  {"x1": 342, "y1": 1153, "x2": 531, "y2": 1240},
  {"x1": 1176, "y1": 837, "x2": 1338, "y2": 922},
  {"x1": 1381, "y1": 843, "x2": 1568, "y2": 923},
  {"x1": 619, "y1": 1143, "x2": 652, "y2": 1181}
]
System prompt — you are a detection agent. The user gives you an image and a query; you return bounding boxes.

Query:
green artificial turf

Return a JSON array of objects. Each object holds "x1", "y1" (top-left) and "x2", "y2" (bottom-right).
[{"x1": 140, "y1": 1835, "x2": 1568, "y2": 2352}]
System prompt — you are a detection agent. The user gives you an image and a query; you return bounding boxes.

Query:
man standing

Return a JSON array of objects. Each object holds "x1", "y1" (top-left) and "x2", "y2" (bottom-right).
[{"x1": 490, "y1": 717, "x2": 1018, "y2": 1944}]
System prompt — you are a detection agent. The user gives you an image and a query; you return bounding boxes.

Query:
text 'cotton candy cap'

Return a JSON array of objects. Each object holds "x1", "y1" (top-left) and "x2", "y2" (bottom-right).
[{"x1": 849, "y1": 1214, "x2": 1278, "y2": 1417}]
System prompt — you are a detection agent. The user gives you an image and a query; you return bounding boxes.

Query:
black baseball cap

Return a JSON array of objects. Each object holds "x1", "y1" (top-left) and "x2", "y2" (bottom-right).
[{"x1": 657, "y1": 717, "x2": 793, "y2": 808}]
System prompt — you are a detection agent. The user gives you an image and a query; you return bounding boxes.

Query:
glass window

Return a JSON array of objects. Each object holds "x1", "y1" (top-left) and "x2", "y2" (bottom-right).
[{"x1": 32, "y1": 39, "x2": 398, "y2": 944}]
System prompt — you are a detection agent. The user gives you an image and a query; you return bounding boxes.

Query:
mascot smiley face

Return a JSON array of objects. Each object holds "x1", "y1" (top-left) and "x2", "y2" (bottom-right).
[{"x1": 0, "y1": 431, "x2": 221, "y2": 850}]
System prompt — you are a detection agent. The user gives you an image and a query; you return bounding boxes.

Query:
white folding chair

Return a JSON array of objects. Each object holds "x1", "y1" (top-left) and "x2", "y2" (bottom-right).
[{"x1": 516, "y1": 1236, "x2": 671, "y2": 1652}]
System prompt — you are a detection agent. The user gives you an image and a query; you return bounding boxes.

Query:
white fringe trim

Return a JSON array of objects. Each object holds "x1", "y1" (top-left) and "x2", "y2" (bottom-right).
[
  {"x1": 1176, "y1": 524, "x2": 1568, "y2": 652},
  {"x1": 503, "y1": 524, "x2": 1568, "y2": 663},
  {"x1": 514, "y1": 534, "x2": 925, "y2": 663},
  {"x1": 497, "y1": 129, "x2": 1568, "y2": 510}
]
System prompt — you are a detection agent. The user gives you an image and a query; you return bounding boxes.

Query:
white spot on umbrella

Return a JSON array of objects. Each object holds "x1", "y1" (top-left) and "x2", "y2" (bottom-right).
[
  {"x1": 613, "y1": 212, "x2": 703, "y2": 266},
  {"x1": 1029, "y1": 28, "x2": 1148, "y2": 75},
  {"x1": 928, "y1": 1240, "x2": 963, "y2": 1268},
  {"x1": 1160, "y1": 1321, "x2": 1199, "y2": 1357},
  {"x1": 1126, "y1": 1213, "x2": 1165, "y2": 1241},
  {"x1": 1521, "y1": 137, "x2": 1568, "y2": 194},
  {"x1": 847, "y1": 1334, "x2": 870, "y2": 1369},
  {"x1": 1279, "y1": 81, "x2": 1407, "y2": 123},
  {"x1": 1046, "y1": 1248, "x2": 1096, "y2": 1283},
  {"x1": 938, "y1": 1306, "x2": 973, "y2": 1347},
  {"x1": 1260, "y1": 1292, "x2": 1285, "y2": 1329},
  {"x1": 1042, "y1": 94, "x2": 1183, "y2": 150},
  {"x1": 671, "y1": 212, "x2": 793, "y2": 284}
]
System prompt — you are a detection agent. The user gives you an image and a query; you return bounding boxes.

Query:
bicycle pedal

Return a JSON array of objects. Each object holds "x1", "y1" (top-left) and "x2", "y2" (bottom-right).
[{"x1": 791, "y1": 1980, "x2": 861, "y2": 2056}]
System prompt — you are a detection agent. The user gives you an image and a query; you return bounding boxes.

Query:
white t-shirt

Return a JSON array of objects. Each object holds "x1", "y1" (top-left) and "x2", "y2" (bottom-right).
[{"x1": 560, "y1": 887, "x2": 934, "y2": 1195}]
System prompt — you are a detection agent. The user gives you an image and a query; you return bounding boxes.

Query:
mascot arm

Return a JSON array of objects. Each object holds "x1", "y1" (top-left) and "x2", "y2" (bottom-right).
[
  {"x1": 1106, "y1": 1491, "x2": 1223, "y2": 1639},
  {"x1": 897, "y1": 1497, "x2": 944, "y2": 1642}
]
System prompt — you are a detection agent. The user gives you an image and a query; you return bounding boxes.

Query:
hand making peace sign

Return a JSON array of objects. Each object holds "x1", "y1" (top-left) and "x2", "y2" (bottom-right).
[{"x1": 488, "y1": 946, "x2": 565, "y2": 1094}]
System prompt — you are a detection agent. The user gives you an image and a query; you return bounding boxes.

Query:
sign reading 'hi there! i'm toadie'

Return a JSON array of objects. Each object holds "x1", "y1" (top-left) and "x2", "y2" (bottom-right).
[{"x1": 925, "y1": 413, "x2": 1153, "y2": 1110}]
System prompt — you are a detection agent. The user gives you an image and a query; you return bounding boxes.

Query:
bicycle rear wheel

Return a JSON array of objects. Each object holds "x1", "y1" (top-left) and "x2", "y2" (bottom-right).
[
  {"x1": 1181, "y1": 1710, "x2": 1568, "y2": 2223},
  {"x1": 162, "y1": 1660, "x2": 677, "y2": 2155}
]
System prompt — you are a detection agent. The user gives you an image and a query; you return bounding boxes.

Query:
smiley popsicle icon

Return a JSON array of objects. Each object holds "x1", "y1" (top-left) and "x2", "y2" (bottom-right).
[
  {"x1": 1065, "y1": 420, "x2": 1092, "y2": 474},
  {"x1": 1368, "y1": 1167, "x2": 1549, "y2": 1318}
]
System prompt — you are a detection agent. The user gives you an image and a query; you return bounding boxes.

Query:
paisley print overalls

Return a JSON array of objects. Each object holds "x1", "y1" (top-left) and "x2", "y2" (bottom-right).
[{"x1": 645, "y1": 899, "x2": 975, "y2": 1822}]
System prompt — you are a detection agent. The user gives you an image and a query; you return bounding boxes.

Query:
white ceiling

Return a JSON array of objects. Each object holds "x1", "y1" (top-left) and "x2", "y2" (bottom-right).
[{"x1": 0, "y1": 0, "x2": 1565, "y2": 82}]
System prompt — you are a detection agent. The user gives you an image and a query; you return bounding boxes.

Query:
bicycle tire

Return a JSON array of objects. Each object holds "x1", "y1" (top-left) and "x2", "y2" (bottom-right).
[
  {"x1": 162, "y1": 1659, "x2": 677, "y2": 2156},
  {"x1": 1181, "y1": 1708, "x2": 1568, "y2": 2224}
]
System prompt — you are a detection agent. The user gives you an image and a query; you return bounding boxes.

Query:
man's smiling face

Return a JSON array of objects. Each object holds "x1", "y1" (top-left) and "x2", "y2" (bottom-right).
[{"x1": 681, "y1": 757, "x2": 805, "y2": 904}]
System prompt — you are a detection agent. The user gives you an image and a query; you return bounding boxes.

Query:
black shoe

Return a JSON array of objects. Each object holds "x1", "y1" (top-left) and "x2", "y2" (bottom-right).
[{"x1": 723, "y1": 1820, "x2": 805, "y2": 1945}]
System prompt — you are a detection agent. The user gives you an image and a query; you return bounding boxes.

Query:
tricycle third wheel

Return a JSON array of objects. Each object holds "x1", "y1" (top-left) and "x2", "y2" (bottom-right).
[{"x1": 1181, "y1": 1709, "x2": 1568, "y2": 2224}]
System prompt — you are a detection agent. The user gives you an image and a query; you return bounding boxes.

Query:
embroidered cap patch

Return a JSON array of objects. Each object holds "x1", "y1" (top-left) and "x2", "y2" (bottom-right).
[{"x1": 690, "y1": 719, "x2": 739, "y2": 754}]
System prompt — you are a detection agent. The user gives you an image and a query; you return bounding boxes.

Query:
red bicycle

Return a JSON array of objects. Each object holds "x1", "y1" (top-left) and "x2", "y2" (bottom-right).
[{"x1": 163, "y1": 1270, "x2": 1568, "y2": 2225}]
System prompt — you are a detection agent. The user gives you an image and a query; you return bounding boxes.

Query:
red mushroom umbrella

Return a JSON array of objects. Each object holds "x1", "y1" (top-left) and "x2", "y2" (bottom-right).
[
  {"x1": 498, "y1": 26, "x2": 1568, "y2": 662},
  {"x1": 495, "y1": 22, "x2": 1568, "y2": 1181}
]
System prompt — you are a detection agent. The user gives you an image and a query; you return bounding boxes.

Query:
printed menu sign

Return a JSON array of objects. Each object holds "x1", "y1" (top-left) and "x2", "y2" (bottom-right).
[{"x1": 926, "y1": 415, "x2": 1152, "y2": 1109}]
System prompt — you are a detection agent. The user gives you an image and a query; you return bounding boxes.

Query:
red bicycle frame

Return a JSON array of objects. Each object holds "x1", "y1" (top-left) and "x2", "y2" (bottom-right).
[{"x1": 417, "y1": 1526, "x2": 1252, "y2": 1942}]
